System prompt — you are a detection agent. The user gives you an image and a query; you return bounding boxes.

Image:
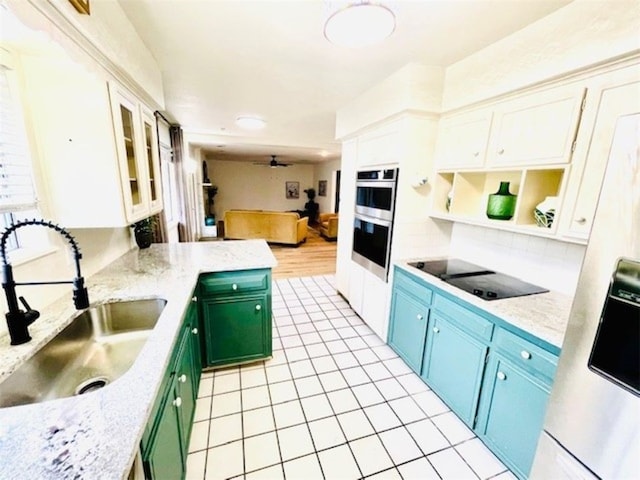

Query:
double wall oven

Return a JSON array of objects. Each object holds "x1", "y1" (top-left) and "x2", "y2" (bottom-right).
[{"x1": 352, "y1": 168, "x2": 398, "y2": 281}]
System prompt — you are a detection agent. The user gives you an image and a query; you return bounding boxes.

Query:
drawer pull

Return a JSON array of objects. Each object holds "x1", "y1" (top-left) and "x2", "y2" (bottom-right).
[
  {"x1": 255, "y1": 304, "x2": 262, "y2": 311},
  {"x1": 192, "y1": 295, "x2": 197, "y2": 302},
  {"x1": 192, "y1": 327, "x2": 198, "y2": 335},
  {"x1": 179, "y1": 374, "x2": 187, "y2": 383},
  {"x1": 417, "y1": 314, "x2": 424, "y2": 321},
  {"x1": 520, "y1": 350, "x2": 532, "y2": 360},
  {"x1": 497, "y1": 371, "x2": 506, "y2": 381},
  {"x1": 433, "y1": 327, "x2": 440, "y2": 333},
  {"x1": 173, "y1": 397, "x2": 182, "y2": 408},
  {"x1": 497, "y1": 148, "x2": 505, "y2": 155},
  {"x1": 232, "y1": 283, "x2": 238, "y2": 290},
  {"x1": 575, "y1": 217, "x2": 587, "y2": 225}
]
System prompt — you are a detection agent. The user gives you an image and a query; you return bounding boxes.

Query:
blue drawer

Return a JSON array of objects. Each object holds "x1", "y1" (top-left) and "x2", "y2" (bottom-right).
[
  {"x1": 433, "y1": 294, "x2": 493, "y2": 342},
  {"x1": 493, "y1": 327, "x2": 558, "y2": 382},
  {"x1": 394, "y1": 269, "x2": 434, "y2": 305}
]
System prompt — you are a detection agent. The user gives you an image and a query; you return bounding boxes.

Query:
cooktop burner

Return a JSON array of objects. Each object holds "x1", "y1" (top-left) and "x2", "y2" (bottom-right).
[{"x1": 408, "y1": 258, "x2": 549, "y2": 300}]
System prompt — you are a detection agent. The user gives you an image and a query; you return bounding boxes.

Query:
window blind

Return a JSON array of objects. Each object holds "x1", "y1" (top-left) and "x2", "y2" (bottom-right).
[{"x1": 0, "y1": 61, "x2": 37, "y2": 214}]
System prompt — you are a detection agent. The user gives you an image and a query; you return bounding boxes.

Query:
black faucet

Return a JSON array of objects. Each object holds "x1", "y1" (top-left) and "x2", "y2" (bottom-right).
[{"x1": 1, "y1": 219, "x2": 89, "y2": 345}]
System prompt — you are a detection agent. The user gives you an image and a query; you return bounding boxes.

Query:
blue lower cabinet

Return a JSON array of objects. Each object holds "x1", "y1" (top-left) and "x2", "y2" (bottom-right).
[
  {"x1": 421, "y1": 313, "x2": 488, "y2": 426},
  {"x1": 388, "y1": 288, "x2": 430, "y2": 373},
  {"x1": 475, "y1": 354, "x2": 552, "y2": 479}
]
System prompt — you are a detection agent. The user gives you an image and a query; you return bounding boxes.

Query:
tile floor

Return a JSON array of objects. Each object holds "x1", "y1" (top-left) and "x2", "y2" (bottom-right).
[{"x1": 185, "y1": 275, "x2": 516, "y2": 480}]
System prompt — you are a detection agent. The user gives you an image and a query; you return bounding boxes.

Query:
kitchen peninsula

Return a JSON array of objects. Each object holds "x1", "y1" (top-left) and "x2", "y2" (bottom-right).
[{"x1": 0, "y1": 240, "x2": 276, "y2": 480}]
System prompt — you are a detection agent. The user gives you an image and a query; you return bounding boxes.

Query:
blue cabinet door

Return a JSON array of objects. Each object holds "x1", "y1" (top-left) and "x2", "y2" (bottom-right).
[
  {"x1": 421, "y1": 313, "x2": 488, "y2": 426},
  {"x1": 476, "y1": 354, "x2": 551, "y2": 479},
  {"x1": 388, "y1": 288, "x2": 429, "y2": 373}
]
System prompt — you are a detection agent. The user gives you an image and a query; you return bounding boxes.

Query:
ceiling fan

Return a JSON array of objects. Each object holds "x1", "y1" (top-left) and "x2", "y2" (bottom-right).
[{"x1": 253, "y1": 155, "x2": 291, "y2": 168}]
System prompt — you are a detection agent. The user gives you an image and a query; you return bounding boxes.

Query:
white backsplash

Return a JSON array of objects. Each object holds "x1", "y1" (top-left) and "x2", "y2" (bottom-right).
[{"x1": 449, "y1": 224, "x2": 586, "y2": 296}]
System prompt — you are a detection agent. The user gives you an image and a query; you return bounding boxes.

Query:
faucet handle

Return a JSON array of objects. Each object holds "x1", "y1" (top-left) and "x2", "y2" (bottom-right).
[
  {"x1": 19, "y1": 296, "x2": 33, "y2": 311},
  {"x1": 18, "y1": 296, "x2": 40, "y2": 326}
]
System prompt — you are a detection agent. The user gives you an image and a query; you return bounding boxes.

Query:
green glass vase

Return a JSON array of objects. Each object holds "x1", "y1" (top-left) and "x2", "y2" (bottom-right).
[{"x1": 486, "y1": 181, "x2": 516, "y2": 220}]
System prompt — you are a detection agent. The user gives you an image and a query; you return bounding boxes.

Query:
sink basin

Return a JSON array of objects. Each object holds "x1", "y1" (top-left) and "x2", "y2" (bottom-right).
[{"x1": 0, "y1": 298, "x2": 167, "y2": 408}]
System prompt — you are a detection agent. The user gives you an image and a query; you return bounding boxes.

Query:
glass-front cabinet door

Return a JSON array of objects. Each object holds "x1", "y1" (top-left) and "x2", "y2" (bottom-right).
[{"x1": 142, "y1": 107, "x2": 163, "y2": 213}]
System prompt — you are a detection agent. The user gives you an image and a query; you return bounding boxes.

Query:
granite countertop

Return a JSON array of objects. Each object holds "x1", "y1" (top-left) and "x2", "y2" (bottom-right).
[
  {"x1": 0, "y1": 240, "x2": 277, "y2": 480},
  {"x1": 394, "y1": 259, "x2": 574, "y2": 349}
]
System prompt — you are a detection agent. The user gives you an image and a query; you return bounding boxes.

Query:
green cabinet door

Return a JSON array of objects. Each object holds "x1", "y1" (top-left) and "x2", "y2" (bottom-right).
[
  {"x1": 476, "y1": 355, "x2": 551, "y2": 479},
  {"x1": 144, "y1": 377, "x2": 184, "y2": 480},
  {"x1": 187, "y1": 300, "x2": 202, "y2": 394},
  {"x1": 421, "y1": 313, "x2": 488, "y2": 426},
  {"x1": 388, "y1": 288, "x2": 429, "y2": 373},
  {"x1": 203, "y1": 295, "x2": 271, "y2": 367},
  {"x1": 175, "y1": 329, "x2": 197, "y2": 452}
]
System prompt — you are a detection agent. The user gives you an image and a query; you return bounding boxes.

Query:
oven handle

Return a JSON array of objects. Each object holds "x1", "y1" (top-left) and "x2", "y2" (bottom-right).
[
  {"x1": 356, "y1": 180, "x2": 396, "y2": 189},
  {"x1": 354, "y1": 213, "x2": 392, "y2": 227}
]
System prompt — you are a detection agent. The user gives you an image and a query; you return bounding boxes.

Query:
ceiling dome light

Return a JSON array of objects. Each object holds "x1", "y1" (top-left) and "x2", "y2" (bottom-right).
[
  {"x1": 235, "y1": 116, "x2": 266, "y2": 130},
  {"x1": 324, "y1": 2, "x2": 395, "y2": 48}
]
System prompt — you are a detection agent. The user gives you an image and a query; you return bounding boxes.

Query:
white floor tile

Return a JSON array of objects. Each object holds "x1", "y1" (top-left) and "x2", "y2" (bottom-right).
[
  {"x1": 300, "y1": 393, "x2": 334, "y2": 421},
  {"x1": 272, "y1": 399, "x2": 305, "y2": 429},
  {"x1": 388, "y1": 397, "x2": 427, "y2": 424},
  {"x1": 341, "y1": 366, "x2": 371, "y2": 386},
  {"x1": 363, "y1": 362, "x2": 393, "y2": 381},
  {"x1": 318, "y1": 444, "x2": 361, "y2": 480},
  {"x1": 314, "y1": 319, "x2": 335, "y2": 331},
  {"x1": 492, "y1": 470, "x2": 519, "y2": 480},
  {"x1": 319, "y1": 329, "x2": 341, "y2": 342},
  {"x1": 309, "y1": 311, "x2": 327, "y2": 321},
  {"x1": 185, "y1": 450, "x2": 206, "y2": 480},
  {"x1": 306, "y1": 343, "x2": 330, "y2": 358},
  {"x1": 241, "y1": 368, "x2": 267, "y2": 388},
  {"x1": 268, "y1": 349, "x2": 288, "y2": 366},
  {"x1": 295, "y1": 322, "x2": 316, "y2": 334},
  {"x1": 406, "y1": 418, "x2": 450, "y2": 455},
  {"x1": 413, "y1": 390, "x2": 450, "y2": 417},
  {"x1": 432, "y1": 411, "x2": 475, "y2": 445},
  {"x1": 285, "y1": 346, "x2": 309, "y2": 362},
  {"x1": 383, "y1": 358, "x2": 413, "y2": 376},
  {"x1": 374, "y1": 378, "x2": 407, "y2": 401},
  {"x1": 282, "y1": 453, "x2": 324, "y2": 480},
  {"x1": 280, "y1": 335, "x2": 303, "y2": 348},
  {"x1": 345, "y1": 336, "x2": 368, "y2": 351},
  {"x1": 294, "y1": 376, "x2": 323, "y2": 398},
  {"x1": 205, "y1": 440, "x2": 244, "y2": 480},
  {"x1": 311, "y1": 355, "x2": 339, "y2": 374},
  {"x1": 428, "y1": 447, "x2": 477, "y2": 479},
  {"x1": 332, "y1": 351, "x2": 359, "y2": 369},
  {"x1": 244, "y1": 464, "x2": 284, "y2": 480},
  {"x1": 325, "y1": 339, "x2": 350, "y2": 354},
  {"x1": 379, "y1": 426, "x2": 423, "y2": 464},
  {"x1": 327, "y1": 388, "x2": 360, "y2": 414},
  {"x1": 241, "y1": 385, "x2": 270, "y2": 411},
  {"x1": 209, "y1": 413, "x2": 242, "y2": 447},
  {"x1": 365, "y1": 468, "x2": 402, "y2": 479},
  {"x1": 455, "y1": 437, "x2": 507, "y2": 479},
  {"x1": 277, "y1": 424, "x2": 315, "y2": 461},
  {"x1": 396, "y1": 458, "x2": 440, "y2": 480},
  {"x1": 243, "y1": 406, "x2": 275, "y2": 437},
  {"x1": 265, "y1": 364, "x2": 291, "y2": 384},
  {"x1": 288, "y1": 359, "x2": 315, "y2": 378},
  {"x1": 337, "y1": 410, "x2": 375, "y2": 441},
  {"x1": 308, "y1": 416, "x2": 346, "y2": 451},
  {"x1": 300, "y1": 332, "x2": 323, "y2": 345},
  {"x1": 278, "y1": 325, "x2": 298, "y2": 337},
  {"x1": 349, "y1": 435, "x2": 394, "y2": 477},
  {"x1": 364, "y1": 403, "x2": 402, "y2": 432},
  {"x1": 354, "y1": 348, "x2": 378, "y2": 366},
  {"x1": 244, "y1": 431, "x2": 281, "y2": 473},
  {"x1": 268, "y1": 380, "x2": 297, "y2": 405},
  {"x1": 337, "y1": 326, "x2": 359, "y2": 339},
  {"x1": 188, "y1": 420, "x2": 210, "y2": 453},
  {"x1": 194, "y1": 396, "x2": 212, "y2": 422},
  {"x1": 352, "y1": 383, "x2": 385, "y2": 407},
  {"x1": 396, "y1": 373, "x2": 430, "y2": 394},
  {"x1": 198, "y1": 377, "x2": 213, "y2": 398},
  {"x1": 318, "y1": 371, "x2": 348, "y2": 392}
]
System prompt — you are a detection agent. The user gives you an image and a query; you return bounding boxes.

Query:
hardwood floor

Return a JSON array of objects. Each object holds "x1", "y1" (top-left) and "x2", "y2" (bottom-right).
[{"x1": 269, "y1": 226, "x2": 337, "y2": 279}]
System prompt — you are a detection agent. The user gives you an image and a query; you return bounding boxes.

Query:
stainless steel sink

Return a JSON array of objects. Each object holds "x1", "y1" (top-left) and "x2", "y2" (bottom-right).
[{"x1": 0, "y1": 298, "x2": 167, "y2": 408}]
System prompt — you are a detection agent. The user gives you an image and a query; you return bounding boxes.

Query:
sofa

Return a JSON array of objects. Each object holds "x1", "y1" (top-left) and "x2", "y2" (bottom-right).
[
  {"x1": 223, "y1": 210, "x2": 308, "y2": 246},
  {"x1": 318, "y1": 213, "x2": 338, "y2": 240}
]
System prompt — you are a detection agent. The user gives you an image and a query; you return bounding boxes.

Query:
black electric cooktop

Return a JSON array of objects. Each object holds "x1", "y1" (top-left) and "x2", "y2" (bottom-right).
[{"x1": 408, "y1": 258, "x2": 548, "y2": 301}]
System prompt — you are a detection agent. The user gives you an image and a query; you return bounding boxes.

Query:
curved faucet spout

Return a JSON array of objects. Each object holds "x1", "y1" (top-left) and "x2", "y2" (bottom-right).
[{"x1": 1, "y1": 219, "x2": 90, "y2": 345}]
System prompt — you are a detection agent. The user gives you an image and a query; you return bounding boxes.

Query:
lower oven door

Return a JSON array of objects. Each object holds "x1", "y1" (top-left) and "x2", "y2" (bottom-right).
[{"x1": 352, "y1": 214, "x2": 392, "y2": 281}]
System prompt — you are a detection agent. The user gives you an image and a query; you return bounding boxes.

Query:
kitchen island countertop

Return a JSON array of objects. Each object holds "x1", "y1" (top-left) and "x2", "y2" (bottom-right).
[
  {"x1": 395, "y1": 259, "x2": 574, "y2": 349},
  {"x1": 0, "y1": 240, "x2": 277, "y2": 480}
]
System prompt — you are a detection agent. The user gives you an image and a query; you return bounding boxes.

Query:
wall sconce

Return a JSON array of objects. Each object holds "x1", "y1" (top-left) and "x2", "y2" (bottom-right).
[{"x1": 411, "y1": 176, "x2": 428, "y2": 188}]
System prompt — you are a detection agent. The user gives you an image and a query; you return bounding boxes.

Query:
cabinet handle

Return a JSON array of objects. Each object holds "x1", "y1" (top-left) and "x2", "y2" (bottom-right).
[
  {"x1": 192, "y1": 327, "x2": 198, "y2": 335},
  {"x1": 173, "y1": 397, "x2": 182, "y2": 408},
  {"x1": 179, "y1": 374, "x2": 187, "y2": 383},
  {"x1": 255, "y1": 304, "x2": 261, "y2": 311},
  {"x1": 473, "y1": 151, "x2": 479, "y2": 157},
  {"x1": 192, "y1": 295, "x2": 197, "y2": 302},
  {"x1": 520, "y1": 350, "x2": 532, "y2": 360},
  {"x1": 497, "y1": 148, "x2": 505, "y2": 155},
  {"x1": 232, "y1": 283, "x2": 238, "y2": 290},
  {"x1": 497, "y1": 371, "x2": 506, "y2": 381},
  {"x1": 416, "y1": 314, "x2": 424, "y2": 321},
  {"x1": 433, "y1": 327, "x2": 440, "y2": 333},
  {"x1": 575, "y1": 217, "x2": 587, "y2": 225}
]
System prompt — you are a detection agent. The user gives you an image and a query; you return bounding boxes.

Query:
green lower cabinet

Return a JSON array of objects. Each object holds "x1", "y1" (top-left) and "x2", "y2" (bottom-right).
[
  {"x1": 388, "y1": 288, "x2": 430, "y2": 373},
  {"x1": 475, "y1": 354, "x2": 552, "y2": 479},
  {"x1": 187, "y1": 300, "x2": 202, "y2": 394},
  {"x1": 202, "y1": 295, "x2": 271, "y2": 367},
  {"x1": 421, "y1": 313, "x2": 488, "y2": 426},
  {"x1": 175, "y1": 327, "x2": 197, "y2": 444}
]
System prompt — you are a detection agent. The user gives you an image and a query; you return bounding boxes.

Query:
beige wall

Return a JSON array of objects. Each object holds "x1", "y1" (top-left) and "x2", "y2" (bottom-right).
[
  {"x1": 206, "y1": 160, "x2": 316, "y2": 220},
  {"x1": 313, "y1": 159, "x2": 341, "y2": 214}
]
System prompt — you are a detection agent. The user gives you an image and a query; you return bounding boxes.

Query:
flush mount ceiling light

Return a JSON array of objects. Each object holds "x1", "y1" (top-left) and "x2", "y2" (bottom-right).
[
  {"x1": 235, "y1": 116, "x2": 266, "y2": 130},
  {"x1": 324, "y1": 1, "x2": 396, "y2": 48}
]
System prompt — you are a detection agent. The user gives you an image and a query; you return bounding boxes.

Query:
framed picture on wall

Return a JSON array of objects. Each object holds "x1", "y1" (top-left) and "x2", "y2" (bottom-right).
[
  {"x1": 318, "y1": 180, "x2": 327, "y2": 197},
  {"x1": 286, "y1": 181, "x2": 299, "y2": 199}
]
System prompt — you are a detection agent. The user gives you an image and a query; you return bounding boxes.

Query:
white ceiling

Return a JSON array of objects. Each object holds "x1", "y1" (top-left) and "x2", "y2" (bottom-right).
[{"x1": 118, "y1": 0, "x2": 573, "y2": 164}]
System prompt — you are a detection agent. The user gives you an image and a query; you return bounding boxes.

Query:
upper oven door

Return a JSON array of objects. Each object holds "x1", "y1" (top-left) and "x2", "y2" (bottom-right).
[{"x1": 355, "y1": 180, "x2": 396, "y2": 221}]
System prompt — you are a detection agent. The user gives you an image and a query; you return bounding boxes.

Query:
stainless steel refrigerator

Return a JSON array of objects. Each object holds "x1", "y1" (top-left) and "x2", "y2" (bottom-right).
[{"x1": 531, "y1": 113, "x2": 639, "y2": 478}]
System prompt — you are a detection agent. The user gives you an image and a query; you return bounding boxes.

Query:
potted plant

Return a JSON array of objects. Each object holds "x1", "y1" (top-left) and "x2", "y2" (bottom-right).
[
  {"x1": 130, "y1": 216, "x2": 156, "y2": 249},
  {"x1": 303, "y1": 188, "x2": 319, "y2": 225}
]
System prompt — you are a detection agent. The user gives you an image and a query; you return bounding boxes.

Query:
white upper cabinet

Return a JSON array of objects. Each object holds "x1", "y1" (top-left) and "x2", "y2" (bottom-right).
[
  {"x1": 435, "y1": 110, "x2": 493, "y2": 169},
  {"x1": 487, "y1": 85, "x2": 586, "y2": 167},
  {"x1": 357, "y1": 121, "x2": 401, "y2": 167}
]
